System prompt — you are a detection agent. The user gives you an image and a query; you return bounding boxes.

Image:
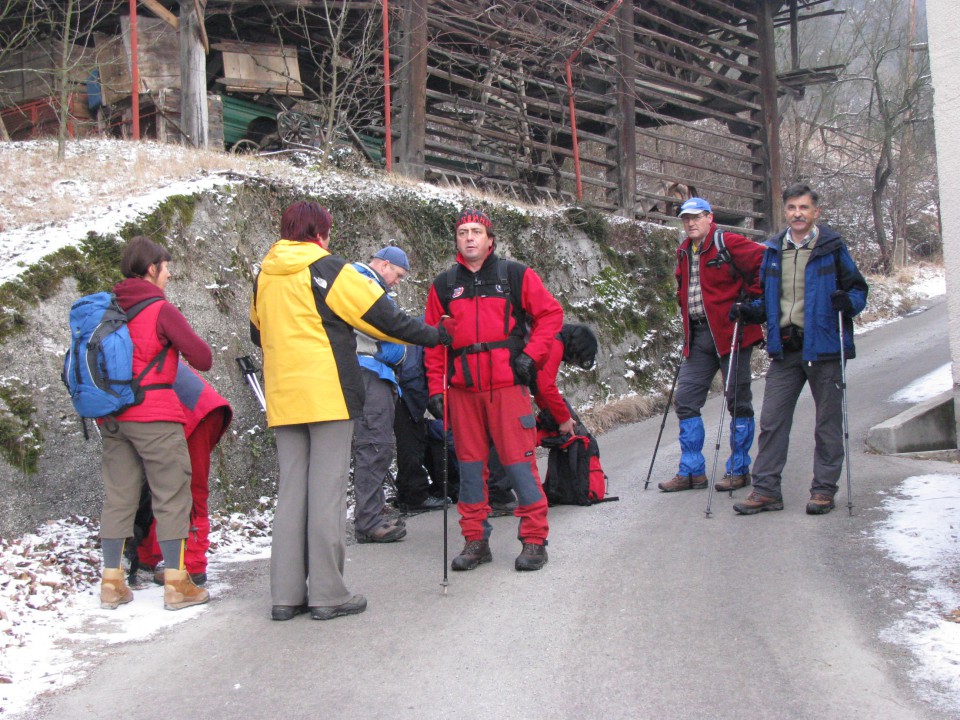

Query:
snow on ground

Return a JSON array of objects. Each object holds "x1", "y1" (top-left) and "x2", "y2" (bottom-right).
[
  {"x1": 875, "y1": 475, "x2": 960, "y2": 712},
  {"x1": 0, "y1": 504, "x2": 273, "y2": 716},
  {"x1": 0, "y1": 138, "x2": 956, "y2": 716},
  {"x1": 890, "y1": 363, "x2": 952, "y2": 403}
]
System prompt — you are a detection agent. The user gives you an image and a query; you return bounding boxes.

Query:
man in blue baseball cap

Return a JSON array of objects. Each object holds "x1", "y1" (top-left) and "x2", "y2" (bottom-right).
[
  {"x1": 351, "y1": 246, "x2": 414, "y2": 542},
  {"x1": 659, "y1": 197, "x2": 765, "y2": 495}
]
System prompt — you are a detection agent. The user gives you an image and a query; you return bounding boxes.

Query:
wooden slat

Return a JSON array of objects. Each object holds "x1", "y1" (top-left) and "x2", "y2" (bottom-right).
[
  {"x1": 634, "y1": 165, "x2": 764, "y2": 201},
  {"x1": 690, "y1": 0, "x2": 757, "y2": 25},
  {"x1": 653, "y1": 0, "x2": 757, "y2": 41},
  {"x1": 633, "y1": 38, "x2": 759, "y2": 95},
  {"x1": 632, "y1": 103, "x2": 762, "y2": 146},
  {"x1": 633, "y1": 142, "x2": 763, "y2": 184},
  {"x1": 635, "y1": 126, "x2": 760, "y2": 168},
  {"x1": 632, "y1": 5, "x2": 759, "y2": 61},
  {"x1": 425, "y1": 113, "x2": 617, "y2": 169}
]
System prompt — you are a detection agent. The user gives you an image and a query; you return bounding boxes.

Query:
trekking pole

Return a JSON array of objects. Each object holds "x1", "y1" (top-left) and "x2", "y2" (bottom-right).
[
  {"x1": 643, "y1": 351, "x2": 682, "y2": 490},
  {"x1": 705, "y1": 319, "x2": 740, "y2": 518},
  {"x1": 838, "y1": 311, "x2": 853, "y2": 516},
  {"x1": 441, "y1": 323, "x2": 450, "y2": 594},
  {"x1": 235, "y1": 356, "x2": 267, "y2": 412}
]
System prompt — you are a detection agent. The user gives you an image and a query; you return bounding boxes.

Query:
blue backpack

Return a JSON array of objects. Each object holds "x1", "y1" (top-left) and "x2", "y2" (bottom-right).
[{"x1": 62, "y1": 292, "x2": 169, "y2": 424}]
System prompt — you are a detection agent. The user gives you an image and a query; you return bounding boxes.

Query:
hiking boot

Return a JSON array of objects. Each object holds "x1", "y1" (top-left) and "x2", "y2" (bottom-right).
[
  {"x1": 806, "y1": 493, "x2": 836, "y2": 515},
  {"x1": 396, "y1": 496, "x2": 448, "y2": 512},
  {"x1": 515, "y1": 542, "x2": 548, "y2": 571},
  {"x1": 152, "y1": 561, "x2": 166, "y2": 586},
  {"x1": 163, "y1": 568, "x2": 210, "y2": 611},
  {"x1": 381, "y1": 505, "x2": 404, "y2": 523},
  {"x1": 489, "y1": 498, "x2": 518, "y2": 517},
  {"x1": 658, "y1": 474, "x2": 708, "y2": 492},
  {"x1": 451, "y1": 540, "x2": 492, "y2": 571},
  {"x1": 100, "y1": 568, "x2": 134, "y2": 610},
  {"x1": 310, "y1": 594, "x2": 367, "y2": 621},
  {"x1": 715, "y1": 473, "x2": 750, "y2": 492},
  {"x1": 271, "y1": 604, "x2": 308, "y2": 621},
  {"x1": 733, "y1": 491, "x2": 784, "y2": 515},
  {"x1": 355, "y1": 521, "x2": 407, "y2": 544}
]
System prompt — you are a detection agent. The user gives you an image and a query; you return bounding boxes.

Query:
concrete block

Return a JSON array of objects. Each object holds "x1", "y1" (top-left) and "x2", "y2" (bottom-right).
[{"x1": 867, "y1": 390, "x2": 957, "y2": 454}]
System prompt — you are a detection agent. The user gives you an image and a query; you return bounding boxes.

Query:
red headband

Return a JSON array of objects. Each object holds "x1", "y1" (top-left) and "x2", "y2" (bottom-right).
[{"x1": 455, "y1": 210, "x2": 492, "y2": 231}]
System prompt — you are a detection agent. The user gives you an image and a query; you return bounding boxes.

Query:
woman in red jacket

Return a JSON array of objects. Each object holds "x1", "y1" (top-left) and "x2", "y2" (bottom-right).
[{"x1": 98, "y1": 236, "x2": 212, "y2": 612}]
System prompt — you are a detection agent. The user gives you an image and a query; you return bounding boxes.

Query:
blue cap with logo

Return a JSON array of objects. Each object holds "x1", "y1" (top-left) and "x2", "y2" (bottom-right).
[
  {"x1": 678, "y1": 197, "x2": 712, "y2": 216},
  {"x1": 374, "y1": 246, "x2": 410, "y2": 272}
]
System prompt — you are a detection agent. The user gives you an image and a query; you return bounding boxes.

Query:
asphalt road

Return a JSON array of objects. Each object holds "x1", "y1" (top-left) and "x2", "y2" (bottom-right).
[{"x1": 32, "y1": 296, "x2": 954, "y2": 720}]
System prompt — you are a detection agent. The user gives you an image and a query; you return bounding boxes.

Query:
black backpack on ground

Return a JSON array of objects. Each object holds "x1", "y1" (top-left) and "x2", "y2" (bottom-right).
[{"x1": 538, "y1": 405, "x2": 618, "y2": 506}]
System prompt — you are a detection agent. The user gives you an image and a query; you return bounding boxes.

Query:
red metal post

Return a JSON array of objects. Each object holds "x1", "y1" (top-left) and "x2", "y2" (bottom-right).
[
  {"x1": 129, "y1": 0, "x2": 140, "y2": 140},
  {"x1": 382, "y1": 0, "x2": 393, "y2": 171},
  {"x1": 565, "y1": 0, "x2": 623, "y2": 201}
]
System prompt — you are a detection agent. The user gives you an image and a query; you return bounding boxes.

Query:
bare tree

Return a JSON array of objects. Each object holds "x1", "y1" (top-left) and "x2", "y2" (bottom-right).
[{"x1": 776, "y1": 0, "x2": 934, "y2": 274}]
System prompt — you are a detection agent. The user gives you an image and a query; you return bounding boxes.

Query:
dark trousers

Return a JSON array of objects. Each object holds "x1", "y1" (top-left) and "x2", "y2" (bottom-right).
[
  {"x1": 393, "y1": 400, "x2": 431, "y2": 506},
  {"x1": 674, "y1": 324, "x2": 754, "y2": 420},
  {"x1": 751, "y1": 350, "x2": 844, "y2": 500}
]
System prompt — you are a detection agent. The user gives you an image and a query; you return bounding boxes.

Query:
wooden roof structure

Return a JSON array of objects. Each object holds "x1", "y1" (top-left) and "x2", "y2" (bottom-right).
[{"x1": 0, "y1": 0, "x2": 840, "y2": 234}]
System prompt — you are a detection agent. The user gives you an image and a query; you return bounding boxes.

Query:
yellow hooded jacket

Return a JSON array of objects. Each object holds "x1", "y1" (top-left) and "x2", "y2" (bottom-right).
[{"x1": 250, "y1": 240, "x2": 438, "y2": 427}]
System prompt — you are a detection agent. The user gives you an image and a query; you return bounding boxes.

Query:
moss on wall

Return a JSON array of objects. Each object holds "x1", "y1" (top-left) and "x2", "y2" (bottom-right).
[{"x1": 0, "y1": 377, "x2": 42, "y2": 474}]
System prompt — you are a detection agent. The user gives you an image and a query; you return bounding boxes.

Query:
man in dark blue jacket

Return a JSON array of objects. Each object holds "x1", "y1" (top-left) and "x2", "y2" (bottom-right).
[{"x1": 729, "y1": 183, "x2": 868, "y2": 516}]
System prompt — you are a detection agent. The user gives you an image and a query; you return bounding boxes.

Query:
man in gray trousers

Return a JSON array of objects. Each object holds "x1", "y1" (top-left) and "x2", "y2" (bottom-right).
[{"x1": 729, "y1": 184, "x2": 868, "y2": 516}]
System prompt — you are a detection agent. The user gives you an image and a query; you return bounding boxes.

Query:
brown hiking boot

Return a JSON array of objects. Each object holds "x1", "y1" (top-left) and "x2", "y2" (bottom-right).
[
  {"x1": 355, "y1": 520, "x2": 407, "y2": 544},
  {"x1": 806, "y1": 493, "x2": 836, "y2": 515},
  {"x1": 515, "y1": 542, "x2": 548, "y2": 571},
  {"x1": 100, "y1": 568, "x2": 134, "y2": 610},
  {"x1": 733, "y1": 491, "x2": 784, "y2": 515},
  {"x1": 163, "y1": 568, "x2": 210, "y2": 611},
  {"x1": 715, "y1": 473, "x2": 750, "y2": 492},
  {"x1": 658, "y1": 474, "x2": 708, "y2": 492},
  {"x1": 451, "y1": 540, "x2": 492, "y2": 571}
]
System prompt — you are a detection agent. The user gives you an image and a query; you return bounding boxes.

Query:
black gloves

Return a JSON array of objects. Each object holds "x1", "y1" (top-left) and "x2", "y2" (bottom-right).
[
  {"x1": 831, "y1": 290, "x2": 854, "y2": 315},
  {"x1": 728, "y1": 302, "x2": 764, "y2": 325},
  {"x1": 512, "y1": 352, "x2": 536, "y2": 387},
  {"x1": 436, "y1": 316, "x2": 456, "y2": 347},
  {"x1": 427, "y1": 394, "x2": 443, "y2": 420}
]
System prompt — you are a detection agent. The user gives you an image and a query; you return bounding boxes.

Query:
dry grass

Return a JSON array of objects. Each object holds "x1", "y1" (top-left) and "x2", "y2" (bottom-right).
[
  {"x1": 581, "y1": 394, "x2": 663, "y2": 435},
  {"x1": 0, "y1": 138, "x2": 565, "y2": 233},
  {"x1": 0, "y1": 139, "x2": 282, "y2": 229}
]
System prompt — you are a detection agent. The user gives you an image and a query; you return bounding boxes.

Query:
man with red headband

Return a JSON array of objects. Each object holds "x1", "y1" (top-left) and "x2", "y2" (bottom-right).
[{"x1": 424, "y1": 208, "x2": 563, "y2": 572}]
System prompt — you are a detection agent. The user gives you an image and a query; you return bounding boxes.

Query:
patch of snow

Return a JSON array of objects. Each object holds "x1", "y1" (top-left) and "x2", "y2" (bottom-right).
[
  {"x1": 889, "y1": 363, "x2": 952, "y2": 403},
  {"x1": 875, "y1": 474, "x2": 960, "y2": 713},
  {"x1": 0, "y1": 508, "x2": 273, "y2": 717}
]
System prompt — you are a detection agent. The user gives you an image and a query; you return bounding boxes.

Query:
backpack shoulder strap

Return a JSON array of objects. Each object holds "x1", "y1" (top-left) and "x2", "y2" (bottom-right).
[
  {"x1": 498, "y1": 258, "x2": 527, "y2": 334},
  {"x1": 713, "y1": 229, "x2": 754, "y2": 293},
  {"x1": 126, "y1": 296, "x2": 163, "y2": 319}
]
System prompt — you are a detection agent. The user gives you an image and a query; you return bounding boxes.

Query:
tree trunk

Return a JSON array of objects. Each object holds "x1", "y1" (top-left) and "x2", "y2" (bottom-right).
[
  {"x1": 56, "y1": 0, "x2": 76, "y2": 161},
  {"x1": 872, "y1": 139, "x2": 894, "y2": 275}
]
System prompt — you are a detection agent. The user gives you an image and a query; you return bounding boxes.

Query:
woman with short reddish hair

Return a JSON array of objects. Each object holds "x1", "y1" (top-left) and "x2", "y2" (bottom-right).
[{"x1": 251, "y1": 201, "x2": 450, "y2": 622}]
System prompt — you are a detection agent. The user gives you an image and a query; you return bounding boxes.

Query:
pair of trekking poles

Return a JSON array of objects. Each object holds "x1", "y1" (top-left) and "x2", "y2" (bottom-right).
[{"x1": 642, "y1": 311, "x2": 854, "y2": 517}]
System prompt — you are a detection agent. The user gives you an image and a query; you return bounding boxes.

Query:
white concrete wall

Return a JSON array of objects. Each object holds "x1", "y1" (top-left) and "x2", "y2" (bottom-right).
[{"x1": 926, "y1": 0, "x2": 960, "y2": 439}]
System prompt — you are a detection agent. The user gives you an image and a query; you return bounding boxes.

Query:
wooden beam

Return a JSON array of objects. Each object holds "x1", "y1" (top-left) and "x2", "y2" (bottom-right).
[
  {"x1": 140, "y1": 0, "x2": 179, "y2": 30},
  {"x1": 753, "y1": 0, "x2": 782, "y2": 232},
  {"x1": 611, "y1": 0, "x2": 636, "y2": 215},
  {"x1": 396, "y1": 0, "x2": 428, "y2": 178},
  {"x1": 180, "y1": 0, "x2": 207, "y2": 148}
]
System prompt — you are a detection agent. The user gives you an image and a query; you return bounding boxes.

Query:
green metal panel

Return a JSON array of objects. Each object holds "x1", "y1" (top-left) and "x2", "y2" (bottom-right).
[{"x1": 219, "y1": 94, "x2": 277, "y2": 146}]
